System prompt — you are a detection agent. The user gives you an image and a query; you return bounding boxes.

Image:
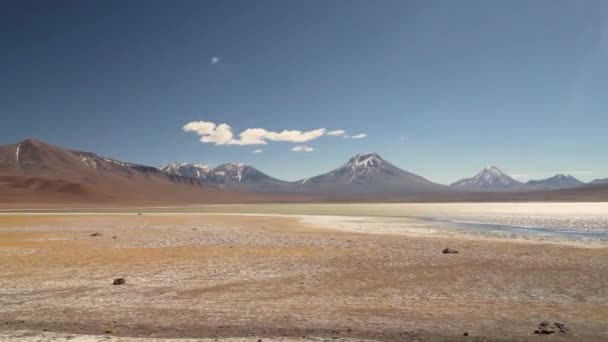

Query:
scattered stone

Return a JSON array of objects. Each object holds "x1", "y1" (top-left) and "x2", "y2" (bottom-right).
[
  {"x1": 534, "y1": 321, "x2": 569, "y2": 335},
  {"x1": 137, "y1": 213, "x2": 142, "y2": 215},
  {"x1": 104, "y1": 329, "x2": 113, "y2": 334},
  {"x1": 112, "y1": 278, "x2": 126, "y2": 285},
  {"x1": 112, "y1": 236, "x2": 117, "y2": 239},
  {"x1": 463, "y1": 332, "x2": 468, "y2": 336},
  {"x1": 555, "y1": 322, "x2": 569, "y2": 333},
  {"x1": 90, "y1": 232, "x2": 102, "y2": 237},
  {"x1": 442, "y1": 248, "x2": 458, "y2": 254}
]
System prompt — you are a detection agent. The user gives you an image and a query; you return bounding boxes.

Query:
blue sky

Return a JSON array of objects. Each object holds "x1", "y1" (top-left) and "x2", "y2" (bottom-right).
[{"x1": 1, "y1": 0, "x2": 607, "y2": 183}]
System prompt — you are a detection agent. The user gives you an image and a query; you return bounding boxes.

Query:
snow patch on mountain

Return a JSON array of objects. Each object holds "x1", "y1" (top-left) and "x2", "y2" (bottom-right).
[{"x1": 451, "y1": 166, "x2": 525, "y2": 190}]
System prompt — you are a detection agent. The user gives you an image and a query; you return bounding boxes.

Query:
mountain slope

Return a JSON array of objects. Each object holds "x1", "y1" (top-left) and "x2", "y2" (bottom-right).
[
  {"x1": 0, "y1": 139, "x2": 262, "y2": 205},
  {"x1": 451, "y1": 166, "x2": 527, "y2": 191},
  {"x1": 295, "y1": 153, "x2": 450, "y2": 195},
  {"x1": 526, "y1": 174, "x2": 584, "y2": 189}
]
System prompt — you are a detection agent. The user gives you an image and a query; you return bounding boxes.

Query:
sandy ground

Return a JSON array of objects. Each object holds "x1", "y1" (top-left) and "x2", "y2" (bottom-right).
[{"x1": 1, "y1": 211, "x2": 607, "y2": 341}]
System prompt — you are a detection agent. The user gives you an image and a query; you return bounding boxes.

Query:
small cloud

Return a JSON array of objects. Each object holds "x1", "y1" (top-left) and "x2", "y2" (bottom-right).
[
  {"x1": 291, "y1": 146, "x2": 314, "y2": 152},
  {"x1": 399, "y1": 136, "x2": 407, "y2": 140},
  {"x1": 327, "y1": 130, "x2": 346, "y2": 136},
  {"x1": 350, "y1": 133, "x2": 367, "y2": 139},
  {"x1": 183, "y1": 120, "x2": 327, "y2": 145},
  {"x1": 251, "y1": 149, "x2": 263, "y2": 154},
  {"x1": 211, "y1": 56, "x2": 220, "y2": 65}
]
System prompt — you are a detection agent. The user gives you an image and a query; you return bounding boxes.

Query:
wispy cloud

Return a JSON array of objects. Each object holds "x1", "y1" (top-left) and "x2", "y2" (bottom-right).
[
  {"x1": 327, "y1": 129, "x2": 346, "y2": 136},
  {"x1": 251, "y1": 149, "x2": 263, "y2": 154},
  {"x1": 399, "y1": 136, "x2": 407, "y2": 140},
  {"x1": 211, "y1": 56, "x2": 220, "y2": 65},
  {"x1": 291, "y1": 146, "x2": 314, "y2": 152},
  {"x1": 349, "y1": 133, "x2": 367, "y2": 139},
  {"x1": 183, "y1": 120, "x2": 343, "y2": 146}
]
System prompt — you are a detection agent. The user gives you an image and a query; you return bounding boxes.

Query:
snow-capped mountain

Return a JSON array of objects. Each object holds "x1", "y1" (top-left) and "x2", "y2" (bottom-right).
[
  {"x1": 451, "y1": 166, "x2": 526, "y2": 191},
  {"x1": 160, "y1": 162, "x2": 211, "y2": 180},
  {"x1": 296, "y1": 152, "x2": 449, "y2": 194},
  {"x1": 161, "y1": 162, "x2": 291, "y2": 192},
  {"x1": 526, "y1": 174, "x2": 584, "y2": 189}
]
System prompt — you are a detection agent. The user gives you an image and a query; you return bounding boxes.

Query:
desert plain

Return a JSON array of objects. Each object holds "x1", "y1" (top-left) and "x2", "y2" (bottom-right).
[{"x1": 1, "y1": 203, "x2": 607, "y2": 341}]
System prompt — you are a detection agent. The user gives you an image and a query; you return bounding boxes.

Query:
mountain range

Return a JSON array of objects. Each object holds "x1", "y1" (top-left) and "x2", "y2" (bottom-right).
[
  {"x1": 161, "y1": 153, "x2": 449, "y2": 195},
  {"x1": 1, "y1": 138, "x2": 607, "y2": 206},
  {"x1": 0, "y1": 139, "x2": 285, "y2": 206}
]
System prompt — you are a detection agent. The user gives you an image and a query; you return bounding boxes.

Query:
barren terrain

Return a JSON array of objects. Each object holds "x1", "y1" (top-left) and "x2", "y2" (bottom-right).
[{"x1": 1, "y1": 205, "x2": 607, "y2": 341}]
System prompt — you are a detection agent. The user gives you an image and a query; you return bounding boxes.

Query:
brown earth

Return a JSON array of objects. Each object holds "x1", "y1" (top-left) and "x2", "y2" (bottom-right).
[
  {"x1": 0, "y1": 214, "x2": 606, "y2": 341},
  {"x1": 0, "y1": 139, "x2": 311, "y2": 207}
]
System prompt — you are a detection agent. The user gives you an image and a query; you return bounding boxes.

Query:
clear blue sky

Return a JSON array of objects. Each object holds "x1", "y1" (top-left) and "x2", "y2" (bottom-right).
[{"x1": 1, "y1": 0, "x2": 607, "y2": 183}]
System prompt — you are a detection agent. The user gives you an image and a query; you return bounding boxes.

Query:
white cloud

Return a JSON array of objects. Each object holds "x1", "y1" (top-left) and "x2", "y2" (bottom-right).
[
  {"x1": 211, "y1": 56, "x2": 220, "y2": 65},
  {"x1": 327, "y1": 129, "x2": 346, "y2": 136},
  {"x1": 399, "y1": 136, "x2": 407, "y2": 140},
  {"x1": 251, "y1": 149, "x2": 263, "y2": 154},
  {"x1": 183, "y1": 121, "x2": 234, "y2": 144},
  {"x1": 291, "y1": 146, "x2": 314, "y2": 152},
  {"x1": 183, "y1": 120, "x2": 334, "y2": 146},
  {"x1": 350, "y1": 133, "x2": 367, "y2": 139}
]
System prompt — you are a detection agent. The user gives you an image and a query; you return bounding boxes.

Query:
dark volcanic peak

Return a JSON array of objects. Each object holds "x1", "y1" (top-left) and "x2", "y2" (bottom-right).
[
  {"x1": 526, "y1": 174, "x2": 584, "y2": 189},
  {"x1": 297, "y1": 152, "x2": 448, "y2": 194},
  {"x1": 451, "y1": 166, "x2": 525, "y2": 191}
]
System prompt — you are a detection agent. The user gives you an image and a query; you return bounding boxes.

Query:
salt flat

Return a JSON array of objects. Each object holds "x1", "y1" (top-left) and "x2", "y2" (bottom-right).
[{"x1": 1, "y1": 203, "x2": 607, "y2": 341}]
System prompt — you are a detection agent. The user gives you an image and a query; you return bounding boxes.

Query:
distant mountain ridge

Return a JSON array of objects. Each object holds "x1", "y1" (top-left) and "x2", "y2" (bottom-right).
[
  {"x1": 160, "y1": 162, "x2": 292, "y2": 192},
  {"x1": 526, "y1": 174, "x2": 584, "y2": 189},
  {"x1": 590, "y1": 178, "x2": 608, "y2": 185},
  {"x1": 2, "y1": 138, "x2": 607, "y2": 205},
  {"x1": 163, "y1": 153, "x2": 450, "y2": 195}
]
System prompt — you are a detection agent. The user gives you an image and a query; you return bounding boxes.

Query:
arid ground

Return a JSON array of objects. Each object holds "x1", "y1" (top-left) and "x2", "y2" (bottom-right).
[{"x1": 1, "y1": 203, "x2": 607, "y2": 341}]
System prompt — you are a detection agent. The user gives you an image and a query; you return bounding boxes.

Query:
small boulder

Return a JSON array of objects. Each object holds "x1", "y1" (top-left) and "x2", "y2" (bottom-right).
[
  {"x1": 534, "y1": 321, "x2": 569, "y2": 335},
  {"x1": 89, "y1": 232, "x2": 102, "y2": 237},
  {"x1": 554, "y1": 322, "x2": 569, "y2": 333},
  {"x1": 112, "y1": 278, "x2": 126, "y2": 285},
  {"x1": 442, "y1": 248, "x2": 458, "y2": 254}
]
